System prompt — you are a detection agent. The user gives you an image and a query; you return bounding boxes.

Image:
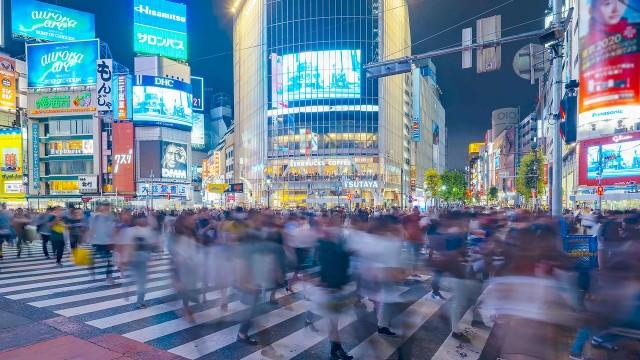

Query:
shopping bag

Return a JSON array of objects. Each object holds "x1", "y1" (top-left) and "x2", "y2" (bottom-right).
[{"x1": 72, "y1": 248, "x2": 94, "y2": 266}]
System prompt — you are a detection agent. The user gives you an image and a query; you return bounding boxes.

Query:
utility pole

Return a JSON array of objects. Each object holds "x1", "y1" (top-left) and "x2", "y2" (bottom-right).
[{"x1": 550, "y1": 0, "x2": 564, "y2": 216}]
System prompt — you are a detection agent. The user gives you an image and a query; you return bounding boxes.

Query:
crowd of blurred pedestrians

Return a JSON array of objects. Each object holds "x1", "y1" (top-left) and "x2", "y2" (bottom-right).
[{"x1": 0, "y1": 202, "x2": 639, "y2": 359}]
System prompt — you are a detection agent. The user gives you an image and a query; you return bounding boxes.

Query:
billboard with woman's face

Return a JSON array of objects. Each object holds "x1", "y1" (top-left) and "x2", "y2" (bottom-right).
[{"x1": 578, "y1": 0, "x2": 640, "y2": 137}]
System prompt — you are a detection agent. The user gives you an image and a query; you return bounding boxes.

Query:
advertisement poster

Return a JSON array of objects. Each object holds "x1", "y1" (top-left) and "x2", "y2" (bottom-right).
[
  {"x1": 11, "y1": 0, "x2": 95, "y2": 42},
  {"x1": 578, "y1": 0, "x2": 640, "y2": 125},
  {"x1": 133, "y1": 75, "x2": 193, "y2": 128},
  {"x1": 137, "y1": 140, "x2": 161, "y2": 180},
  {"x1": 579, "y1": 132, "x2": 640, "y2": 185},
  {"x1": 27, "y1": 39, "x2": 99, "y2": 88},
  {"x1": 191, "y1": 113, "x2": 205, "y2": 149},
  {"x1": 133, "y1": 0, "x2": 187, "y2": 60},
  {"x1": 161, "y1": 141, "x2": 188, "y2": 180},
  {"x1": 112, "y1": 122, "x2": 135, "y2": 193},
  {"x1": 96, "y1": 59, "x2": 113, "y2": 112},
  {"x1": 0, "y1": 130, "x2": 24, "y2": 199},
  {"x1": 0, "y1": 56, "x2": 16, "y2": 110},
  {"x1": 48, "y1": 140, "x2": 93, "y2": 155},
  {"x1": 272, "y1": 50, "x2": 361, "y2": 107},
  {"x1": 28, "y1": 91, "x2": 96, "y2": 117}
]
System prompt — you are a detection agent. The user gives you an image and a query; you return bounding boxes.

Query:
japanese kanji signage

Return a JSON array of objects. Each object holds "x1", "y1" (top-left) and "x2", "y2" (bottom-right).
[
  {"x1": 96, "y1": 59, "x2": 113, "y2": 112},
  {"x1": 133, "y1": 0, "x2": 188, "y2": 60}
]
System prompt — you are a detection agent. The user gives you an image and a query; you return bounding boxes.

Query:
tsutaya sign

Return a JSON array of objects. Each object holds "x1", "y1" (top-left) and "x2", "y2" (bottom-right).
[{"x1": 343, "y1": 180, "x2": 379, "y2": 189}]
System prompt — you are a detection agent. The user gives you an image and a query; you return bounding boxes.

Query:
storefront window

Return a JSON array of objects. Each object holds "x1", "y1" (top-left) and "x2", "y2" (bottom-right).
[{"x1": 49, "y1": 180, "x2": 79, "y2": 194}]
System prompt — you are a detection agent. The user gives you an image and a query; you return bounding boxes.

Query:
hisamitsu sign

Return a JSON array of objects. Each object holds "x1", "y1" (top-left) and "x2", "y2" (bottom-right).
[
  {"x1": 133, "y1": 0, "x2": 188, "y2": 61},
  {"x1": 27, "y1": 39, "x2": 99, "y2": 88}
]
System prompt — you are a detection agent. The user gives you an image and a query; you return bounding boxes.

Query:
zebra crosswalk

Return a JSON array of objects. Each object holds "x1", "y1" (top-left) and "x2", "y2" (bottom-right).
[{"x1": 0, "y1": 241, "x2": 494, "y2": 360}]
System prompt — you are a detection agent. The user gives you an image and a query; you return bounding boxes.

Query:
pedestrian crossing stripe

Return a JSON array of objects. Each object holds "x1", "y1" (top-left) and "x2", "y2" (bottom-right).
[{"x1": 0, "y1": 241, "x2": 491, "y2": 360}]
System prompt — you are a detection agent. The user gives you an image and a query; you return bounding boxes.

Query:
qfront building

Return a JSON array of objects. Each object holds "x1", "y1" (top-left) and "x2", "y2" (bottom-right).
[{"x1": 232, "y1": 0, "x2": 444, "y2": 208}]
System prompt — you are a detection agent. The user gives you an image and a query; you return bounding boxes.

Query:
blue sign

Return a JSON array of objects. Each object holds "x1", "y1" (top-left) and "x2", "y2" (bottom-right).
[
  {"x1": 132, "y1": 75, "x2": 193, "y2": 129},
  {"x1": 113, "y1": 74, "x2": 134, "y2": 120},
  {"x1": 32, "y1": 124, "x2": 40, "y2": 190},
  {"x1": 412, "y1": 116, "x2": 421, "y2": 142},
  {"x1": 191, "y1": 76, "x2": 204, "y2": 111},
  {"x1": 12, "y1": 0, "x2": 95, "y2": 42},
  {"x1": 27, "y1": 39, "x2": 99, "y2": 88},
  {"x1": 133, "y1": 0, "x2": 188, "y2": 60}
]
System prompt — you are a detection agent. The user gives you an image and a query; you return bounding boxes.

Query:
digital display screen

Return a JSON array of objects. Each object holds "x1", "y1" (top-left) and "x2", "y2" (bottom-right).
[
  {"x1": 272, "y1": 50, "x2": 361, "y2": 107},
  {"x1": 133, "y1": 0, "x2": 188, "y2": 60},
  {"x1": 191, "y1": 113, "x2": 205, "y2": 149},
  {"x1": 161, "y1": 141, "x2": 188, "y2": 180},
  {"x1": 27, "y1": 40, "x2": 99, "y2": 88},
  {"x1": 587, "y1": 139, "x2": 640, "y2": 179},
  {"x1": 12, "y1": 0, "x2": 95, "y2": 42},
  {"x1": 132, "y1": 75, "x2": 193, "y2": 128}
]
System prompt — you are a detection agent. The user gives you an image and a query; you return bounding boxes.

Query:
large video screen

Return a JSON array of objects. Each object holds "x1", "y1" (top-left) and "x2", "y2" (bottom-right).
[
  {"x1": 132, "y1": 75, "x2": 193, "y2": 128},
  {"x1": 27, "y1": 40, "x2": 99, "y2": 88},
  {"x1": 587, "y1": 139, "x2": 640, "y2": 180},
  {"x1": 191, "y1": 113, "x2": 205, "y2": 150},
  {"x1": 12, "y1": 0, "x2": 95, "y2": 42},
  {"x1": 272, "y1": 50, "x2": 361, "y2": 107},
  {"x1": 161, "y1": 141, "x2": 188, "y2": 180}
]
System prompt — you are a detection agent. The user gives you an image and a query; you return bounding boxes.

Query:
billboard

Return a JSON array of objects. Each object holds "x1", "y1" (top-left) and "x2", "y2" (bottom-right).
[
  {"x1": 0, "y1": 56, "x2": 16, "y2": 110},
  {"x1": 26, "y1": 39, "x2": 99, "y2": 88},
  {"x1": 0, "y1": 129, "x2": 24, "y2": 199},
  {"x1": 578, "y1": 0, "x2": 640, "y2": 134},
  {"x1": 112, "y1": 122, "x2": 135, "y2": 193},
  {"x1": 96, "y1": 59, "x2": 113, "y2": 112},
  {"x1": 579, "y1": 132, "x2": 640, "y2": 186},
  {"x1": 132, "y1": 75, "x2": 193, "y2": 128},
  {"x1": 272, "y1": 50, "x2": 362, "y2": 107},
  {"x1": 133, "y1": 0, "x2": 188, "y2": 60},
  {"x1": 161, "y1": 141, "x2": 188, "y2": 180},
  {"x1": 137, "y1": 140, "x2": 161, "y2": 179},
  {"x1": 113, "y1": 74, "x2": 133, "y2": 120},
  {"x1": 47, "y1": 139, "x2": 93, "y2": 155},
  {"x1": 191, "y1": 113, "x2": 205, "y2": 149},
  {"x1": 11, "y1": 0, "x2": 95, "y2": 42},
  {"x1": 28, "y1": 90, "x2": 96, "y2": 117},
  {"x1": 191, "y1": 76, "x2": 204, "y2": 111}
]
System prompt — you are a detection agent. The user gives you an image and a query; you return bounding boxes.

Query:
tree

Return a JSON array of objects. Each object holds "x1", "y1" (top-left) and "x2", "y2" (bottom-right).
[
  {"x1": 424, "y1": 168, "x2": 441, "y2": 199},
  {"x1": 516, "y1": 150, "x2": 545, "y2": 204},
  {"x1": 488, "y1": 186, "x2": 498, "y2": 203},
  {"x1": 440, "y1": 169, "x2": 467, "y2": 203}
]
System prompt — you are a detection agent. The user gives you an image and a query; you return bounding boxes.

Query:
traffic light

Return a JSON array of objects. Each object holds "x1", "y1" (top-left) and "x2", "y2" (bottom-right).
[
  {"x1": 559, "y1": 94, "x2": 577, "y2": 144},
  {"x1": 346, "y1": 193, "x2": 353, "y2": 201},
  {"x1": 597, "y1": 186, "x2": 604, "y2": 196}
]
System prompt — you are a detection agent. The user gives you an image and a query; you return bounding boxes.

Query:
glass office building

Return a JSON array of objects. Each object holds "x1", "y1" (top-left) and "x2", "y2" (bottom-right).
[{"x1": 233, "y1": 0, "x2": 412, "y2": 208}]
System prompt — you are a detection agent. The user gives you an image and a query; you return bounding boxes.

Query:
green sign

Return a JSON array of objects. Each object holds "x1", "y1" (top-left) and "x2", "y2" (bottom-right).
[
  {"x1": 35, "y1": 95, "x2": 71, "y2": 110},
  {"x1": 29, "y1": 91, "x2": 96, "y2": 116},
  {"x1": 134, "y1": 23, "x2": 188, "y2": 60}
]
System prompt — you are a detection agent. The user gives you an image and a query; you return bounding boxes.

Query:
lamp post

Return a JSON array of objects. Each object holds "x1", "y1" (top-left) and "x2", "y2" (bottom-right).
[{"x1": 266, "y1": 178, "x2": 272, "y2": 209}]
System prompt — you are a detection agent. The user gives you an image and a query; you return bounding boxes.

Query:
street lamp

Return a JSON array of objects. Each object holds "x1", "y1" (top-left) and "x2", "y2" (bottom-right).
[{"x1": 266, "y1": 178, "x2": 272, "y2": 209}]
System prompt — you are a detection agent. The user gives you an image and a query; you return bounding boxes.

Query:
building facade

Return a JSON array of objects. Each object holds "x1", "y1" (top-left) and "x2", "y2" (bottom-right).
[{"x1": 233, "y1": 0, "x2": 439, "y2": 209}]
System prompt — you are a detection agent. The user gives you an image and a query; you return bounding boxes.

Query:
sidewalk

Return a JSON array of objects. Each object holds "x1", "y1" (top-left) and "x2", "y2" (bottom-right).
[{"x1": 0, "y1": 297, "x2": 184, "y2": 360}]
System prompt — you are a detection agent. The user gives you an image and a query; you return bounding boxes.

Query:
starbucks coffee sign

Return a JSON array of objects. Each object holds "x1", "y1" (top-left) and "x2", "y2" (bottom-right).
[{"x1": 28, "y1": 91, "x2": 96, "y2": 117}]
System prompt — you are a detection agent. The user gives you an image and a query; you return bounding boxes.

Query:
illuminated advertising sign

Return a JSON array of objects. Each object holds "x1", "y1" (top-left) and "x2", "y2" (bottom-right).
[
  {"x1": 137, "y1": 140, "x2": 188, "y2": 182},
  {"x1": 32, "y1": 125, "x2": 40, "y2": 190},
  {"x1": 578, "y1": 0, "x2": 640, "y2": 133},
  {"x1": 47, "y1": 140, "x2": 93, "y2": 155},
  {"x1": 0, "y1": 56, "x2": 16, "y2": 110},
  {"x1": 579, "y1": 131, "x2": 640, "y2": 186},
  {"x1": 113, "y1": 74, "x2": 133, "y2": 120},
  {"x1": 272, "y1": 49, "x2": 362, "y2": 108},
  {"x1": 137, "y1": 183, "x2": 189, "y2": 198},
  {"x1": 12, "y1": 0, "x2": 95, "y2": 42},
  {"x1": 0, "y1": 129, "x2": 24, "y2": 199},
  {"x1": 26, "y1": 39, "x2": 99, "y2": 88},
  {"x1": 132, "y1": 75, "x2": 193, "y2": 128},
  {"x1": 133, "y1": 0, "x2": 188, "y2": 60},
  {"x1": 191, "y1": 76, "x2": 204, "y2": 111},
  {"x1": 112, "y1": 122, "x2": 135, "y2": 193},
  {"x1": 191, "y1": 113, "x2": 205, "y2": 149},
  {"x1": 468, "y1": 142, "x2": 484, "y2": 154},
  {"x1": 411, "y1": 116, "x2": 421, "y2": 142},
  {"x1": 96, "y1": 59, "x2": 113, "y2": 112},
  {"x1": 28, "y1": 90, "x2": 96, "y2": 117}
]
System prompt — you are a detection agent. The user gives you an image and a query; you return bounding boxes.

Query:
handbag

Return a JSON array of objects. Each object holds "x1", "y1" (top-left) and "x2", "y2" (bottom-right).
[{"x1": 72, "y1": 248, "x2": 94, "y2": 266}]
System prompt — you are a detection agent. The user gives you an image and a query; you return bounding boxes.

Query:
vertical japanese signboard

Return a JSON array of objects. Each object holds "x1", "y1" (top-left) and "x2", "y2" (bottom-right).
[
  {"x1": 96, "y1": 59, "x2": 113, "y2": 112},
  {"x1": 32, "y1": 125, "x2": 40, "y2": 190},
  {"x1": 113, "y1": 74, "x2": 133, "y2": 120},
  {"x1": 112, "y1": 122, "x2": 135, "y2": 193},
  {"x1": 0, "y1": 56, "x2": 16, "y2": 110}
]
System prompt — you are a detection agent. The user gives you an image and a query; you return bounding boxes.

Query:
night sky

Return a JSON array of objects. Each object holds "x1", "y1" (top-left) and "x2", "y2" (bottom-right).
[{"x1": 3, "y1": 0, "x2": 546, "y2": 170}]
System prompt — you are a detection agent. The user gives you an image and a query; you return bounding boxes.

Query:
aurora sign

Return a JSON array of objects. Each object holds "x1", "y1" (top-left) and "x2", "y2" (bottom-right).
[
  {"x1": 11, "y1": 0, "x2": 95, "y2": 42},
  {"x1": 26, "y1": 39, "x2": 99, "y2": 88}
]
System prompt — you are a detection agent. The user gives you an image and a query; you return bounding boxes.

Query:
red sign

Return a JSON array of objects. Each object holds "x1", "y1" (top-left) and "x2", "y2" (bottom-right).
[
  {"x1": 81, "y1": 196, "x2": 91, "y2": 203},
  {"x1": 112, "y1": 122, "x2": 135, "y2": 193},
  {"x1": 579, "y1": 0, "x2": 640, "y2": 114}
]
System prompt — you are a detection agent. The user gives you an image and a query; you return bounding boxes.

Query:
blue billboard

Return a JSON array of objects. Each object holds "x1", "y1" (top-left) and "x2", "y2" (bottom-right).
[
  {"x1": 191, "y1": 76, "x2": 204, "y2": 111},
  {"x1": 27, "y1": 39, "x2": 99, "y2": 88},
  {"x1": 272, "y1": 49, "x2": 362, "y2": 108},
  {"x1": 132, "y1": 75, "x2": 193, "y2": 129},
  {"x1": 12, "y1": 0, "x2": 95, "y2": 42},
  {"x1": 133, "y1": 0, "x2": 188, "y2": 60}
]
